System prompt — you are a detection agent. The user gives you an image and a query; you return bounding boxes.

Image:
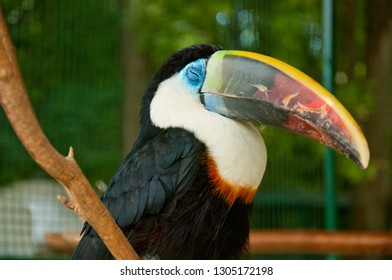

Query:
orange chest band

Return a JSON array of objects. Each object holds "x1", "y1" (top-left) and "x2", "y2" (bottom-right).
[{"x1": 203, "y1": 155, "x2": 257, "y2": 206}]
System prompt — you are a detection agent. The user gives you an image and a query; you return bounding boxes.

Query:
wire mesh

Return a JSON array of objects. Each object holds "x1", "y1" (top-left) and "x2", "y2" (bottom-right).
[
  {"x1": 0, "y1": 0, "x2": 124, "y2": 258},
  {"x1": 0, "y1": 179, "x2": 82, "y2": 258},
  {"x1": 0, "y1": 0, "x2": 355, "y2": 259}
]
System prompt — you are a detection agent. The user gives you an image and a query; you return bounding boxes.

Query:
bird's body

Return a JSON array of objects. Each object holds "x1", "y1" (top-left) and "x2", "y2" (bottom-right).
[
  {"x1": 72, "y1": 44, "x2": 369, "y2": 259},
  {"x1": 74, "y1": 128, "x2": 257, "y2": 259},
  {"x1": 73, "y1": 45, "x2": 264, "y2": 259}
]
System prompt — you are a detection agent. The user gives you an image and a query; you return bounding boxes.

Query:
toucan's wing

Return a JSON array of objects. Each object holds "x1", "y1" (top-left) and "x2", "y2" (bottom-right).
[
  {"x1": 72, "y1": 128, "x2": 204, "y2": 259},
  {"x1": 103, "y1": 128, "x2": 204, "y2": 227}
]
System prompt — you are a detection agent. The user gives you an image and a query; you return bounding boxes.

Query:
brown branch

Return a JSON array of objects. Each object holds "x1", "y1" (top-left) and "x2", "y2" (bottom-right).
[
  {"x1": 46, "y1": 229, "x2": 392, "y2": 257},
  {"x1": 250, "y1": 230, "x2": 392, "y2": 255},
  {"x1": 45, "y1": 232, "x2": 81, "y2": 254},
  {"x1": 0, "y1": 8, "x2": 139, "y2": 260}
]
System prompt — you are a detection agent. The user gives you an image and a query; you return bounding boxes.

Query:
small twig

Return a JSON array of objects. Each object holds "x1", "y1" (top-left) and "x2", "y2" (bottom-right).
[
  {"x1": 57, "y1": 195, "x2": 77, "y2": 211},
  {"x1": 0, "y1": 7, "x2": 139, "y2": 260}
]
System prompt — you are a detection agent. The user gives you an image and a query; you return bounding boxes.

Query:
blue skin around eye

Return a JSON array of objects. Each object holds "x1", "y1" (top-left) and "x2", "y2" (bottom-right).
[{"x1": 181, "y1": 58, "x2": 206, "y2": 91}]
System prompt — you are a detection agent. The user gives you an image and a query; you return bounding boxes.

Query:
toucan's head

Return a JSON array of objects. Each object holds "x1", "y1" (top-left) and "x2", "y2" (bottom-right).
[{"x1": 144, "y1": 44, "x2": 369, "y2": 171}]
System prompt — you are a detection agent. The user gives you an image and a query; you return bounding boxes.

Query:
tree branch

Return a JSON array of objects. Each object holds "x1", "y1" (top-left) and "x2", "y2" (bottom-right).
[
  {"x1": 0, "y1": 7, "x2": 139, "y2": 260},
  {"x1": 250, "y1": 230, "x2": 392, "y2": 255}
]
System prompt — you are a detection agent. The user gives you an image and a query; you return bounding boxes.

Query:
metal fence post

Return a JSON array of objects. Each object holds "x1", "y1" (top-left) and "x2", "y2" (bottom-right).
[{"x1": 322, "y1": 0, "x2": 338, "y2": 259}]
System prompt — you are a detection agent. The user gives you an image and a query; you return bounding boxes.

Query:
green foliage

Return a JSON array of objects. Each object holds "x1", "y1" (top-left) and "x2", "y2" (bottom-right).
[
  {"x1": 333, "y1": 0, "x2": 378, "y2": 186},
  {"x1": 0, "y1": 0, "x2": 124, "y2": 185},
  {"x1": 129, "y1": 0, "x2": 230, "y2": 69}
]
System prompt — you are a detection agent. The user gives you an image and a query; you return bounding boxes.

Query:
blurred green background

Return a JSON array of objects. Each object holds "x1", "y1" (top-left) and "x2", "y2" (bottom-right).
[{"x1": 0, "y1": 0, "x2": 391, "y2": 259}]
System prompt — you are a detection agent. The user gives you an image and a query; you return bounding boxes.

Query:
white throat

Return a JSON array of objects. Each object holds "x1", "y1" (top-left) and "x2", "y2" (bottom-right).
[{"x1": 150, "y1": 74, "x2": 267, "y2": 190}]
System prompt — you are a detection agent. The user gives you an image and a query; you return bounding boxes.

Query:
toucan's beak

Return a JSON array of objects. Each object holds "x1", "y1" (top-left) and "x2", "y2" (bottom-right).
[{"x1": 200, "y1": 50, "x2": 369, "y2": 169}]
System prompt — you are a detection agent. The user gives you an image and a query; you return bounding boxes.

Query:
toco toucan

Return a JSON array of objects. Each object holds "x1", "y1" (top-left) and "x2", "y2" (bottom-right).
[{"x1": 72, "y1": 44, "x2": 369, "y2": 259}]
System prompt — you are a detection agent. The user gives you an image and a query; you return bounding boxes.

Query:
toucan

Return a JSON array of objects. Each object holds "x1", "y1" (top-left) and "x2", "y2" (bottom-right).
[{"x1": 72, "y1": 44, "x2": 369, "y2": 259}]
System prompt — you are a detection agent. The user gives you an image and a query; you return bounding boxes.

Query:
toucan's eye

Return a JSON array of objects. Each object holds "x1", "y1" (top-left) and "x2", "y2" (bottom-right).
[
  {"x1": 187, "y1": 67, "x2": 202, "y2": 82},
  {"x1": 184, "y1": 58, "x2": 206, "y2": 87}
]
